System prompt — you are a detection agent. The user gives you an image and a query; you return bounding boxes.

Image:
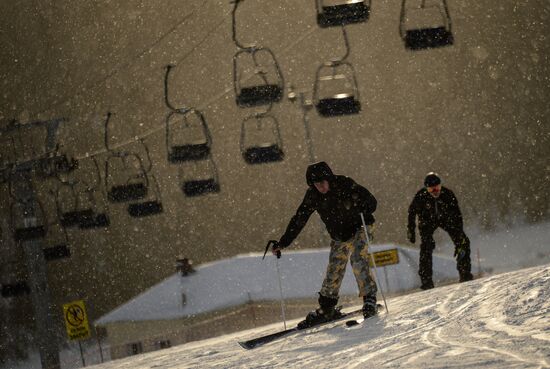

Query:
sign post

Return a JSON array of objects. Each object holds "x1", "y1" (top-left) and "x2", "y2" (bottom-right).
[
  {"x1": 368, "y1": 248, "x2": 399, "y2": 268},
  {"x1": 63, "y1": 300, "x2": 91, "y2": 366}
]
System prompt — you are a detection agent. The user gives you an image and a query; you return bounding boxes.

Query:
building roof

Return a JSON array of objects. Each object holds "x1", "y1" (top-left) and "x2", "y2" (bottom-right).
[{"x1": 96, "y1": 244, "x2": 457, "y2": 325}]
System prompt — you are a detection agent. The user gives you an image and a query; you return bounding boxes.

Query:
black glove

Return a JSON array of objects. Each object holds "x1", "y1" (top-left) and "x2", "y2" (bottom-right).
[
  {"x1": 407, "y1": 228, "x2": 416, "y2": 244},
  {"x1": 263, "y1": 240, "x2": 282, "y2": 259}
]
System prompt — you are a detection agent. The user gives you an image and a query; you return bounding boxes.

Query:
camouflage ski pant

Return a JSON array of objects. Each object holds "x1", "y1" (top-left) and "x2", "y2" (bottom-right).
[{"x1": 319, "y1": 228, "x2": 377, "y2": 299}]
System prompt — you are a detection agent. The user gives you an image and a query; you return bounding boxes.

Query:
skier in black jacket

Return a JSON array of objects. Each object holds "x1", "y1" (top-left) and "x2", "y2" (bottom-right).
[
  {"x1": 407, "y1": 172, "x2": 474, "y2": 290},
  {"x1": 271, "y1": 162, "x2": 378, "y2": 327}
]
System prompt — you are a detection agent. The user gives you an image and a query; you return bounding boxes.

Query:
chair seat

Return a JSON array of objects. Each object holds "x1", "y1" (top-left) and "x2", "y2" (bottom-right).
[
  {"x1": 79, "y1": 213, "x2": 110, "y2": 229},
  {"x1": 169, "y1": 143, "x2": 210, "y2": 163},
  {"x1": 43, "y1": 244, "x2": 71, "y2": 261},
  {"x1": 14, "y1": 226, "x2": 46, "y2": 242},
  {"x1": 405, "y1": 27, "x2": 454, "y2": 50},
  {"x1": 316, "y1": 96, "x2": 361, "y2": 117},
  {"x1": 108, "y1": 182, "x2": 147, "y2": 202},
  {"x1": 60, "y1": 209, "x2": 95, "y2": 228},
  {"x1": 127, "y1": 201, "x2": 163, "y2": 217},
  {"x1": 318, "y1": 2, "x2": 370, "y2": 27},
  {"x1": 237, "y1": 85, "x2": 283, "y2": 107},
  {"x1": 243, "y1": 145, "x2": 284, "y2": 164},
  {"x1": 183, "y1": 179, "x2": 220, "y2": 197}
]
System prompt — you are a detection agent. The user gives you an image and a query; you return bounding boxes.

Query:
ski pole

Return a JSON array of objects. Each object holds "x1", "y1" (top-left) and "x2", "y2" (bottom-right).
[
  {"x1": 275, "y1": 257, "x2": 287, "y2": 329},
  {"x1": 361, "y1": 213, "x2": 389, "y2": 314},
  {"x1": 264, "y1": 240, "x2": 286, "y2": 329}
]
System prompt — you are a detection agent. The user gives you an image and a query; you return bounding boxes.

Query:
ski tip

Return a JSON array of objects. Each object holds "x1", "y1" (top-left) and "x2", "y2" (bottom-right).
[{"x1": 238, "y1": 341, "x2": 254, "y2": 350}]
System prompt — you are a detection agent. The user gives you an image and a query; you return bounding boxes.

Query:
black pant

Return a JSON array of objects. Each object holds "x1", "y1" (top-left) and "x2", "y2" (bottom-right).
[{"x1": 419, "y1": 223, "x2": 472, "y2": 284}]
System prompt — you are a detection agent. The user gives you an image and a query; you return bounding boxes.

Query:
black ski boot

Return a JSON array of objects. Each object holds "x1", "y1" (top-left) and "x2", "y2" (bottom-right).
[
  {"x1": 459, "y1": 273, "x2": 474, "y2": 283},
  {"x1": 420, "y1": 279, "x2": 434, "y2": 290},
  {"x1": 362, "y1": 293, "x2": 378, "y2": 319},
  {"x1": 297, "y1": 294, "x2": 342, "y2": 329}
]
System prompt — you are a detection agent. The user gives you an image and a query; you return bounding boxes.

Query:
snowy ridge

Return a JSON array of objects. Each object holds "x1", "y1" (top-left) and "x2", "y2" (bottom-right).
[{"x1": 91, "y1": 264, "x2": 550, "y2": 369}]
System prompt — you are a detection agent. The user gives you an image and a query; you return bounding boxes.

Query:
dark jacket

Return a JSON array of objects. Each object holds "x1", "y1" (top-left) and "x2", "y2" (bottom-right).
[
  {"x1": 408, "y1": 186, "x2": 463, "y2": 232},
  {"x1": 279, "y1": 170, "x2": 377, "y2": 247}
]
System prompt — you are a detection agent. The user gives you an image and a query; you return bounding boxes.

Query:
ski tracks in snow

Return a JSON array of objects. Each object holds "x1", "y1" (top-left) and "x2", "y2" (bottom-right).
[
  {"x1": 257, "y1": 266, "x2": 550, "y2": 369},
  {"x1": 349, "y1": 265, "x2": 550, "y2": 369}
]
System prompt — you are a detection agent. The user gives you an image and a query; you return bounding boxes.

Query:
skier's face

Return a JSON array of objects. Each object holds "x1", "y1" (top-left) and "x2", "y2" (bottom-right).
[
  {"x1": 427, "y1": 184, "x2": 441, "y2": 198},
  {"x1": 314, "y1": 180, "x2": 330, "y2": 194}
]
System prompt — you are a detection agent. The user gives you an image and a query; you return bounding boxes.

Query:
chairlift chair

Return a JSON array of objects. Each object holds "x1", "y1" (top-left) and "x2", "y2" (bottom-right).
[
  {"x1": 75, "y1": 158, "x2": 111, "y2": 229},
  {"x1": 121, "y1": 139, "x2": 164, "y2": 218},
  {"x1": 179, "y1": 157, "x2": 221, "y2": 197},
  {"x1": 55, "y1": 182, "x2": 94, "y2": 227},
  {"x1": 11, "y1": 198, "x2": 47, "y2": 242},
  {"x1": 231, "y1": 0, "x2": 284, "y2": 107},
  {"x1": 43, "y1": 222, "x2": 71, "y2": 262},
  {"x1": 79, "y1": 212, "x2": 110, "y2": 229},
  {"x1": 103, "y1": 113, "x2": 150, "y2": 204},
  {"x1": 105, "y1": 153, "x2": 149, "y2": 203},
  {"x1": 233, "y1": 48, "x2": 284, "y2": 107},
  {"x1": 105, "y1": 155, "x2": 163, "y2": 218},
  {"x1": 316, "y1": 0, "x2": 371, "y2": 27},
  {"x1": 166, "y1": 109, "x2": 212, "y2": 163},
  {"x1": 127, "y1": 173, "x2": 164, "y2": 217},
  {"x1": 183, "y1": 178, "x2": 220, "y2": 197},
  {"x1": 400, "y1": 0, "x2": 453, "y2": 50},
  {"x1": 1, "y1": 281, "x2": 30, "y2": 297},
  {"x1": 314, "y1": 61, "x2": 361, "y2": 117},
  {"x1": 241, "y1": 114, "x2": 284, "y2": 165}
]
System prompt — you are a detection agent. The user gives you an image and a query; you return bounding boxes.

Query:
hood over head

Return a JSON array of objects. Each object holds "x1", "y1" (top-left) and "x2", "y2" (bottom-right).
[{"x1": 306, "y1": 161, "x2": 335, "y2": 186}]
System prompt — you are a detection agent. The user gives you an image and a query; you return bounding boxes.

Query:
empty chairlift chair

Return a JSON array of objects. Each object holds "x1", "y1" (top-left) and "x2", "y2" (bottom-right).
[
  {"x1": 105, "y1": 153, "x2": 149, "y2": 203},
  {"x1": 314, "y1": 61, "x2": 361, "y2": 117},
  {"x1": 400, "y1": 0, "x2": 453, "y2": 50},
  {"x1": 241, "y1": 113, "x2": 284, "y2": 165},
  {"x1": 75, "y1": 158, "x2": 110, "y2": 229},
  {"x1": 78, "y1": 206, "x2": 110, "y2": 229},
  {"x1": 11, "y1": 198, "x2": 47, "y2": 242},
  {"x1": 125, "y1": 145, "x2": 163, "y2": 218},
  {"x1": 103, "y1": 113, "x2": 162, "y2": 217},
  {"x1": 233, "y1": 48, "x2": 284, "y2": 107},
  {"x1": 179, "y1": 157, "x2": 221, "y2": 197},
  {"x1": 43, "y1": 222, "x2": 71, "y2": 262},
  {"x1": 126, "y1": 173, "x2": 163, "y2": 218},
  {"x1": 166, "y1": 109, "x2": 212, "y2": 163},
  {"x1": 1, "y1": 261, "x2": 31, "y2": 297},
  {"x1": 55, "y1": 182, "x2": 94, "y2": 228},
  {"x1": 316, "y1": 0, "x2": 371, "y2": 28},
  {"x1": 231, "y1": 0, "x2": 283, "y2": 107}
]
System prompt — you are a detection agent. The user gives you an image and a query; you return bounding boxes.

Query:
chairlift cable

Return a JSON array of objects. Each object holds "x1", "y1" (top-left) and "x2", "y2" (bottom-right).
[
  {"x1": 32, "y1": 1, "x2": 214, "y2": 119},
  {"x1": 72, "y1": 8, "x2": 323, "y2": 161}
]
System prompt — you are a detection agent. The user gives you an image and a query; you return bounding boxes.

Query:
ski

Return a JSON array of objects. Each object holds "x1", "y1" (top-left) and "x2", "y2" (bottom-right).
[
  {"x1": 345, "y1": 318, "x2": 364, "y2": 327},
  {"x1": 238, "y1": 308, "x2": 363, "y2": 350}
]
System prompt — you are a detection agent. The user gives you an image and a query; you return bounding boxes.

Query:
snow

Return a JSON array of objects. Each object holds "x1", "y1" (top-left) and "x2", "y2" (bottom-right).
[{"x1": 89, "y1": 263, "x2": 550, "y2": 369}]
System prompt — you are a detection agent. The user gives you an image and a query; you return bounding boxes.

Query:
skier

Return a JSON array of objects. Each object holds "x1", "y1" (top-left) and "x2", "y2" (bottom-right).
[
  {"x1": 270, "y1": 161, "x2": 378, "y2": 328},
  {"x1": 407, "y1": 172, "x2": 474, "y2": 290}
]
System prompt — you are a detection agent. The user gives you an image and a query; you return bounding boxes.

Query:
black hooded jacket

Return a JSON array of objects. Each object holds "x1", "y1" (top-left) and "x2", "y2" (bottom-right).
[
  {"x1": 408, "y1": 186, "x2": 464, "y2": 232},
  {"x1": 279, "y1": 162, "x2": 377, "y2": 247}
]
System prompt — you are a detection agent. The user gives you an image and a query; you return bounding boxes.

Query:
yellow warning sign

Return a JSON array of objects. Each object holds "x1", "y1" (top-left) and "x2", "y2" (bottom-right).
[
  {"x1": 368, "y1": 249, "x2": 399, "y2": 267},
  {"x1": 63, "y1": 300, "x2": 90, "y2": 340}
]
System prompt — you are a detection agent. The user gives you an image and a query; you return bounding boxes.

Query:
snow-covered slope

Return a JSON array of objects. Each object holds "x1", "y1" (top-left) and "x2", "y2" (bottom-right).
[{"x1": 91, "y1": 264, "x2": 550, "y2": 369}]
